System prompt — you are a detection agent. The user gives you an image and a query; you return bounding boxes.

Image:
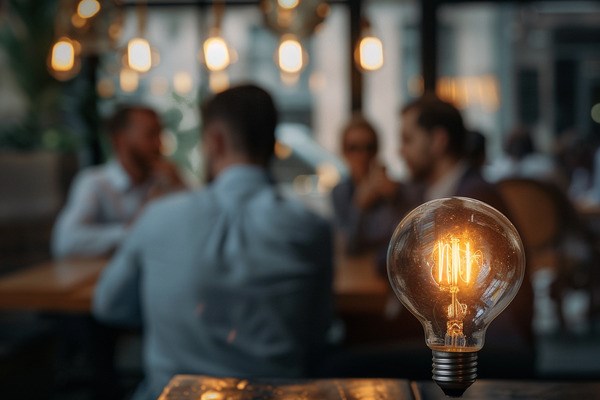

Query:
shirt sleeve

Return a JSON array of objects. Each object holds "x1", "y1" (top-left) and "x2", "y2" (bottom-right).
[
  {"x1": 92, "y1": 218, "x2": 143, "y2": 327},
  {"x1": 51, "y1": 171, "x2": 128, "y2": 259}
]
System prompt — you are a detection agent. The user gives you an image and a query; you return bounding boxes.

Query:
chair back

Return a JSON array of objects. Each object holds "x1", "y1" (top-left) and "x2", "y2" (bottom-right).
[{"x1": 496, "y1": 178, "x2": 568, "y2": 253}]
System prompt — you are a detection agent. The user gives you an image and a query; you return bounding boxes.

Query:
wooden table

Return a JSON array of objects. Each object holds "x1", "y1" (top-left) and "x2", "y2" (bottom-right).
[
  {"x1": 0, "y1": 258, "x2": 106, "y2": 313},
  {"x1": 0, "y1": 254, "x2": 390, "y2": 315},
  {"x1": 158, "y1": 375, "x2": 600, "y2": 400}
]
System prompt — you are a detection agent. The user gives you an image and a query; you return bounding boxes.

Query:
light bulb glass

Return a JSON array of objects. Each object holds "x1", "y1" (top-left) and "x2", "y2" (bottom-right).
[
  {"x1": 127, "y1": 38, "x2": 152, "y2": 73},
  {"x1": 278, "y1": 38, "x2": 303, "y2": 74},
  {"x1": 277, "y1": 0, "x2": 299, "y2": 9},
  {"x1": 203, "y1": 36, "x2": 231, "y2": 72},
  {"x1": 51, "y1": 38, "x2": 75, "y2": 72},
  {"x1": 358, "y1": 36, "x2": 384, "y2": 71},
  {"x1": 387, "y1": 197, "x2": 525, "y2": 395},
  {"x1": 77, "y1": 0, "x2": 101, "y2": 19}
]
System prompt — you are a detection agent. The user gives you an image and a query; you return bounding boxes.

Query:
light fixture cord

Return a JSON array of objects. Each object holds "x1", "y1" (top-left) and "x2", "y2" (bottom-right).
[{"x1": 136, "y1": 1, "x2": 147, "y2": 36}]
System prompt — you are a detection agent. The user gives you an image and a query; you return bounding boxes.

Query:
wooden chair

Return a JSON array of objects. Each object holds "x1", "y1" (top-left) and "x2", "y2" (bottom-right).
[{"x1": 497, "y1": 178, "x2": 599, "y2": 331}]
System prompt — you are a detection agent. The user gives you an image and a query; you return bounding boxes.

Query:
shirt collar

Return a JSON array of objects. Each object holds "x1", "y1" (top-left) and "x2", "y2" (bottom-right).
[
  {"x1": 105, "y1": 159, "x2": 133, "y2": 192},
  {"x1": 425, "y1": 161, "x2": 469, "y2": 202},
  {"x1": 211, "y1": 165, "x2": 272, "y2": 198}
]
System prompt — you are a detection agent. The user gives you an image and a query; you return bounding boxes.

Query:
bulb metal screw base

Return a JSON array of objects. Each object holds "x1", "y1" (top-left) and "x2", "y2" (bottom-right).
[{"x1": 432, "y1": 350, "x2": 477, "y2": 397}]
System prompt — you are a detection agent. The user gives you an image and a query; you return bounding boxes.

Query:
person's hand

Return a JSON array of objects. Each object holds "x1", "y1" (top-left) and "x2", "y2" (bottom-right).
[
  {"x1": 147, "y1": 159, "x2": 186, "y2": 200},
  {"x1": 355, "y1": 161, "x2": 398, "y2": 210}
]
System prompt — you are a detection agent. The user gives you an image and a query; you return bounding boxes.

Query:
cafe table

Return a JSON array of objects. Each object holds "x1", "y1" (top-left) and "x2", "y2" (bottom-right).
[
  {"x1": 158, "y1": 374, "x2": 600, "y2": 400},
  {"x1": 0, "y1": 253, "x2": 389, "y2": 315},
  {"x1": 0, "y1": 258, "x2": 106, "y2": 312}
]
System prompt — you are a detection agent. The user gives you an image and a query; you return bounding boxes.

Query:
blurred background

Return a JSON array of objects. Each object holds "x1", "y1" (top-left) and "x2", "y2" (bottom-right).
[{"x1": 1, "y1": 0, "x2": 600, "y2": 399}]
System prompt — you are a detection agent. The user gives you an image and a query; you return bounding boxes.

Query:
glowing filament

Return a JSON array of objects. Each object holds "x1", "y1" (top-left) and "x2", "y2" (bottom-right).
[
  {"x1": 51, "y1": 38, "x2": 75, "y2": 72},
  {"x1": 278, "y1": 38, "x2": 303, "y2": 74},
  {"x1": 127, "y1": 38, "x2": 152, "y2": 73},
  {"x1": 433, "y1": 236, "x2": 481, "y2": 347},
  {"x1": 435, "y1": 237, "x2": 475, "y2": 287}
]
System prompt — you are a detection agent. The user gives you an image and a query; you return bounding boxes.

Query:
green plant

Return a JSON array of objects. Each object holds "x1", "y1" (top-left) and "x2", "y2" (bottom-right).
[{"x1": 0, "y1": 0, "x2": 76, "y2": 151}]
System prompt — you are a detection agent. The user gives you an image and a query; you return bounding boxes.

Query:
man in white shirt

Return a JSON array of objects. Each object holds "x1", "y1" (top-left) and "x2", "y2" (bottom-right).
[
  {"x1": 93, "y1": 84, "x2": 334, "y2": 400},
  {"x1": 52, "y1": 105, "x2": 185, "y2": 259}
]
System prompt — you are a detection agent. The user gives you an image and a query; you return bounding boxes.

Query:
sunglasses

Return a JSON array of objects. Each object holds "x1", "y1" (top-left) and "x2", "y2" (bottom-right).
[{"x1": 344, "y1": 143, "x2": 377, "y2": 153}]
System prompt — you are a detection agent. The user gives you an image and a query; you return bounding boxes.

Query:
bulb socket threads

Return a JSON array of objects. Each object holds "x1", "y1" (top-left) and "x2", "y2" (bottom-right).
[{"x1": 432, "y1": 349, "x2": 477, "y2": 397}]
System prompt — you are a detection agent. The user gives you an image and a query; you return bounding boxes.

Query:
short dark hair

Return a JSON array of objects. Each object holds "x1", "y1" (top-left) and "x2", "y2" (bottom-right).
[
  {"x1": 341, "y1": 113, "x2": 379, "y2": 153},
  {"x1": 201, "y1": 84, "x2": 278, "y2": 165},
  {"x1": 106, "y1": 105, "x2": 159, "y2": 136},
  {"x1": 401, "y1": 95, "x2": 466, "y2": 158}
]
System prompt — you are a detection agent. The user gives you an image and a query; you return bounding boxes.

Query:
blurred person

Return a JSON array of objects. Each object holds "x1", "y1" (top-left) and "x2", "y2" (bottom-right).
[
  {"x1": 331, "y1": 114, "x2": 413, "y2": 256},
  {"x1": 465, "y1": 129, "x2": 487, "y2": 172},
  {"x1": 52, "y1": 105, "x2": 186, "y2": 259},
  {"x1": 93, "y1": 84, "x2": 334, "y2": 400},
  {"x1": 485, "y1": 126, "x2": 560, "y2": 185},
  {"x1": 398, "y1": 94, "x2": 535, "y2": 377},
  {"x1": 400, "y1": 95, "x2": 509, "y2": 212}
]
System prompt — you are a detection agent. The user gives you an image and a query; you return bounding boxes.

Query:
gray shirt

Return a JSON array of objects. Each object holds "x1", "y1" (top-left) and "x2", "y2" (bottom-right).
[{"x1": 93, "y1": 165, "x2": 334, "y2": 400}]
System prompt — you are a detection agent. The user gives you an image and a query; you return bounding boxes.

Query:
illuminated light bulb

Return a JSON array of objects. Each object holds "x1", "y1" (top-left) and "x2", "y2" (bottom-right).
[
  {"x1": 51, "y1": 37, "x2": 75, "y2": 72},
  {"x1": 127, "y1": 38, "x2": 152, "y2": 73},
  {"x1": 387, "y1": 197, "x2": 525, "y2": 397},
  {"x1": 278, "y1": 37, "x2": 303, "y2": 74},
  {"x1": 356, "y1": 35, "x2": 384, "y2": 71},
  {"x1": 277, "y1": 0, "x2": 299, "y2": 9},
  {"x1": 77, "y1": 0, "x2": 101, "y2": 19},
  {"x1": 203, "y1": 36, "x2": 231, "y2": 72}
]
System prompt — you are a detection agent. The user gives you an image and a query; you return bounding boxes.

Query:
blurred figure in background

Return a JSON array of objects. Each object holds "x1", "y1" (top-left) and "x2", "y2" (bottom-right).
[
  {"x1": 94, "y1": 84, "x2": 334, "y2": 400},
  {"x1": 52, "y1": 105, "x2": 186, "y2": 259},
  {"x1": 331, "y1": 114, "x2": 412, "y2": 256},
  {"x1": 398, "y1": 94, "x2": 535, "y2": 377},
  {"x1": 400, "y1": 95, "x2": 509, "y2": 212},
  {"x1": 465, "y1": 129, "x2": 487, "y2": 172},
  {"x1": 486, "y1": 126, "x2": 561, "y2": 185}
]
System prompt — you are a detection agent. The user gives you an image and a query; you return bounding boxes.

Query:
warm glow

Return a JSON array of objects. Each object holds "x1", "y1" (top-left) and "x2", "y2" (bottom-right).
[
  {"x1": 173, "y1": 71, "x2": 193, "y2": 94},
  {"x1": 274, "y1": 141, "x2": 292, "y2": 160},
  {"x1": 433, "y1": 235, "x2": 482, "y2": 347},
  {"x1": 51, "y1": 38, "x2": 75, "y2": 72},
  {"x1": 120, "y1": 68, "x2": 139, "y2": 92},
  {"x1": 357, "y1": 36, "x2": 384, "y2": 71},
  {"x1": 127, "y1": 38, "x2": 152, "y2": 73},
  {"x1": 77, "y1": 0, "x2": 100, "y2": 19},
  {"x1": 278, "y1": 37, "x2": 303, "y2": 74},
  {"x1": 434, "y1": 237, "x2": 478, "y2": 286},
  {"x1": 316, "y1": 162, "x2": 341, "y2": 193},
  {"x1": 209, "y1": 71, "x2": 230, "y2": 93},
  {"x1": 277, "y1": 0, "x2": 299, "y2": 9},
  {"x1": 203, "y1": 36, "x2": 231, "y2": 72}
]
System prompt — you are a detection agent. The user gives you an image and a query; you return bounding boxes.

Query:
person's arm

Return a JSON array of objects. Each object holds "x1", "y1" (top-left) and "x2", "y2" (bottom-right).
[
  {"x1": 331, "y1": 182, "x2": 366, "y2": 254},
  {"x1": 52, "y1": 172, "x2": 128, "y2": 259},
  {"x1": 92, "y1": 218, "x2": 144, "y2": 327}
]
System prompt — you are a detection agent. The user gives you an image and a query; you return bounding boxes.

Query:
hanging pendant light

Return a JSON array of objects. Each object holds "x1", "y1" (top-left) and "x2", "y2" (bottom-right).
[
  {"x1": 201, "y1": 0, "x2": 234, "y2": 72},
  {"x1": 125, "y1": 2, "x2": 155, "y2": 74},
  {"x1": 354, "y1": 17, "x2": 384, "y2": 72}
]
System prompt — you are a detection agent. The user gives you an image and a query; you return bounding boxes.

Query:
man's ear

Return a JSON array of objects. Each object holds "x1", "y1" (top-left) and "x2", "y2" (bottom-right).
[{"x1": 430, "y1": 127, "x2": 449, "y2": 157}]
